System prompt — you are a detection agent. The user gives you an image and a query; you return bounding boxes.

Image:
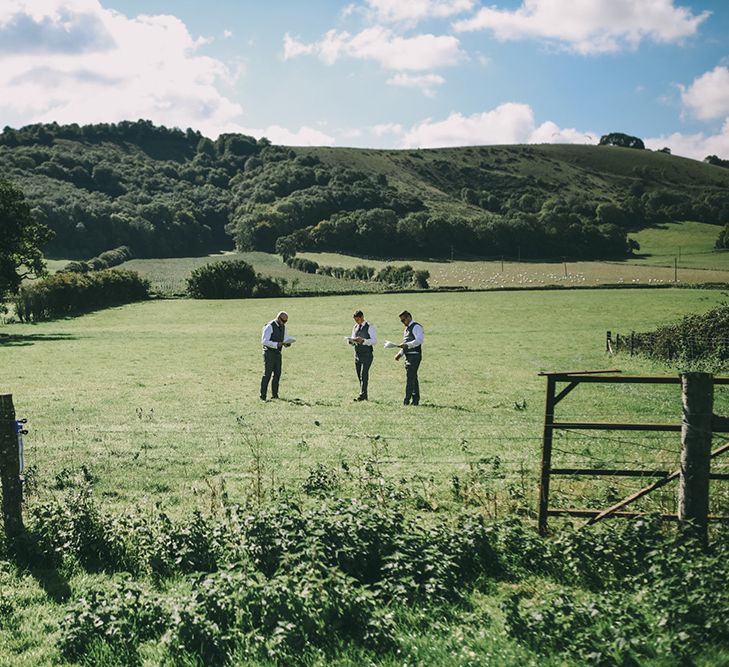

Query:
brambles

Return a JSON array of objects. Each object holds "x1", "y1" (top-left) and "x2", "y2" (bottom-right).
[{"x1": 9, "y1": 480, "x2": 726, "y2": 665}]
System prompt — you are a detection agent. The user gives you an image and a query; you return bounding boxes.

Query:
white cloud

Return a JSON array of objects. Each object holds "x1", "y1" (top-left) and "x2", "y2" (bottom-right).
[
  {"x1": 365, "y1": 0, "x2": 474, "y2": 23},
  {"x1": 400, "y1": 103, "x2": 595, "y2": 147},
  {"x1": 453, "y1": 0, "x2": 709, "y2": 54},
  {"x1": 283, "y1": 26, "x2": 464, "y2": 70},
  {"x1": 283, "y1": 32, "x2": 317, "y2": 59},
  {"x1": 371, "y1": 122, "x2": 404, "y2": 136},
  {"x1": 680, "y1": 66, "x2": 729, "y2": 121},
  {"x1": 0, "y1": 0, "x2": 246, "y2": 136},
  {"x1": 241, "y1": 124, "x2": 336, "y2": 146},
  {"x1": 646, "y1": 120, "x2": 729, "y2": 160},
  {"x1": 386, "y1": 72, "x2": 445, "y2": 96}
]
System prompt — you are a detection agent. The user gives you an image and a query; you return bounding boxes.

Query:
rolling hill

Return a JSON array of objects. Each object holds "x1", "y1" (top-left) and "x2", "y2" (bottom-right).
[{"x1": 1, "y1": 120, "x2": 728, "y2": 262}]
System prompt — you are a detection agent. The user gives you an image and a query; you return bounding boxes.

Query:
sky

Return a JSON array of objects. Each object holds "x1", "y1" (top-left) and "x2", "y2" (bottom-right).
[{"x1": 0, "y1": 0, "x2": 728, "y2": 160}]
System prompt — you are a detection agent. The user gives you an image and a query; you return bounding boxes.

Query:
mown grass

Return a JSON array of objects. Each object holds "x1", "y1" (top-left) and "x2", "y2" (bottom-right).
[
  {"x1": 1, "y1": 287, "x2": 728, "y2": 513},
  {"x1": 2, "y1": 288, "x2": 729, "y2": 666}
]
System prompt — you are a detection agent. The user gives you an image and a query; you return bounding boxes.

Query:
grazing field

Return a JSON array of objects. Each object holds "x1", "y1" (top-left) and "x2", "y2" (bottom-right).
[
  {"x1": 2, "y1": 287, "x2": 728, "y2": 513},
  {"x1": 628, "y1": 220, "x2": 729, "y2": 270},
  {"x1": 2, "y1": 288, "x2": 729, "y2": 666},
  {"x1": 299, "y1": 250, "x2": 729, "y2": 288}
]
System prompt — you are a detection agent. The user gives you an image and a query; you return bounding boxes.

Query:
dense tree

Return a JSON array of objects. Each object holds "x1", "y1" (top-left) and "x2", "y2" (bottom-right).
[
  {"x1": 0, "y1": 180, "x2": 53, "y2": 303},
  {"x1": 598, "y1": 133, "x2": 645, "y2": 150},
  {"x1": 705, "y1": 155, "x2": 729, "y2": 169}
]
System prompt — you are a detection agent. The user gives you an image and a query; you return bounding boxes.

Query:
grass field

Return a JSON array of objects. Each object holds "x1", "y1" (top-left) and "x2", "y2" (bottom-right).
[
  {"x1": 40, "y1": 219, "x2": 729, "y2": 296},
  {"x1": 628, "y1": 221, "x2": 729, "y2": 270},
  {"x1": 2, "y1": 287, "x2": 728, "y2": 513},
  {"x1": 2, "y1": 287, "x2": 729, "y2": 665}
]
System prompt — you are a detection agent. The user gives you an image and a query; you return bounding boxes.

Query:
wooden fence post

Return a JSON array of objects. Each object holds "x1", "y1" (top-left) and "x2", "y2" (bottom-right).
[
  {"x1": 678, "y1": 373, "x2": 713, "y2": 544},
  {"x1": 538, "y1": 376, "x2": 556, "y2": 536},
  {"x1": 0, "y1": 394, "x2": 24, "y2": 538}
]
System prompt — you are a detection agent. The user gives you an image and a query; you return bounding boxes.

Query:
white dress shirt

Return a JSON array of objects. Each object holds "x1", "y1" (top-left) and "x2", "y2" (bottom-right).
[
  {"x1": 403, "y1": 323, "x2": 424, "y2": 348},
  {"x1": 352, "y1": 321, "x2": 377, "y2": 346},
  {"x1": 261, "y1": 321, "x2": 282, "y2": 349}
]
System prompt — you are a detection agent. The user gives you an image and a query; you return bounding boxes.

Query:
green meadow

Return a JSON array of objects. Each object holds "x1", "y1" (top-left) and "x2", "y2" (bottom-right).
[
  {"x1": 2, "y1": 287, "x2": 729, "y2": 665},
  {"x1": 2, "y1": 287, "x2": 727, "y2": 514}
]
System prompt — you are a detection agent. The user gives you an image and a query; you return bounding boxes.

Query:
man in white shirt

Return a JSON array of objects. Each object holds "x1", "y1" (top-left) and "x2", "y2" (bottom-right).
[
  {"x1": 349, "y1": 309, "x2": 377, "y2": 401},
  {"x1": 395, "y1": 310, "x2": 424, "y2": 406},
  {"x1": 260, "y1": 311, "x2": 290, "y2": 400}
]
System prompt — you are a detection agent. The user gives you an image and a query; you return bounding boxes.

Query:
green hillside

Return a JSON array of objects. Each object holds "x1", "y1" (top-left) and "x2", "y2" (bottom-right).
[{"x1": 1, "y1": 120, "x2": 728, "y2": 263}]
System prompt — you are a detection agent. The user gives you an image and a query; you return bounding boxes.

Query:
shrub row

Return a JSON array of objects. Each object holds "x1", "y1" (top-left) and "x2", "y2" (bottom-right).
[
  {"x1": 13, "y1": 269, "x2": 149, "y2": 322},
  {"x1": 61, "y1": 245, "x2": 133, "y2": 273},
  {"x1": 285, "y1": 256, "x2": 429, "y2": 288}
]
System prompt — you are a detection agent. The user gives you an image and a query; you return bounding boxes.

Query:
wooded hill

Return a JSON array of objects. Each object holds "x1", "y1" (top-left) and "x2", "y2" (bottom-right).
[{"x1": 1, "y1": 120, "x2": 728, "y2": 261}]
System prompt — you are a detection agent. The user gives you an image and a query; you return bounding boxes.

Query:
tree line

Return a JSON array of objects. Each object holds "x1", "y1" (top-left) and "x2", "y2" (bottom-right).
[{"x1": 1, "y1": 120, "x2": 729, "y2": 269}]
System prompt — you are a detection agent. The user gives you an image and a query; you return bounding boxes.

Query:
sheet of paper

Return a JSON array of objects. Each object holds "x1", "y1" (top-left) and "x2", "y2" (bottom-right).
[
  {"x1": 283, "y1": 336, "x2": 296, "y2": 344},
  {"x1": 383, "y1": 340, "x2": 399, "y2": 349}
]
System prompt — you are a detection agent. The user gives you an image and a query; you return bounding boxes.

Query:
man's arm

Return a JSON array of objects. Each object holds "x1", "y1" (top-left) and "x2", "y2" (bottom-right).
[{"x1": 403, "y1": 324, "x2": 424, "y2": 348}]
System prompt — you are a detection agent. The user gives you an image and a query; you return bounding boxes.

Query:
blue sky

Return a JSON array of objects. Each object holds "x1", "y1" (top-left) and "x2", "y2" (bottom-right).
[{"x1": 1, "y1": 0, "x2": 728, "y2": 159}]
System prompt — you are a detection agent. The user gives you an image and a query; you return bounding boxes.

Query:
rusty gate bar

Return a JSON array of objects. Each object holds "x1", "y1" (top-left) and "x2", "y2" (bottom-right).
[{"x1": 536, "y1": 370, "x2": 729, "y2": 535}]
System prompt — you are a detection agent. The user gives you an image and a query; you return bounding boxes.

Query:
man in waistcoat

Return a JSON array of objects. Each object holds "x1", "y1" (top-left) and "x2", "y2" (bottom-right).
[
  {"x1": 349, "y1": 309, "x2": 378, "y2": 401},
  {"x1": 395, "y1": 310, "x2": 424, "y2": 406},
  {"x1": 260, "y1": 311, "x2": 289, "y2": 400}
]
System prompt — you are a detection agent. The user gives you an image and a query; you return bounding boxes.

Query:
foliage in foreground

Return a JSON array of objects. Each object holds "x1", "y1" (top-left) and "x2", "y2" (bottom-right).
[
  {"x1": 4, "y1": 478, "x2": 729, "y2": 666},
  {"x1": 12, "y1": 268, "x2": 150, "y2": 322}
]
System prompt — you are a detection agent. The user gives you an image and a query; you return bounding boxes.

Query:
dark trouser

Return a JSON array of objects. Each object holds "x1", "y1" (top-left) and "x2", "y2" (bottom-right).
[
  {"x1": 404, "y1": 354, "x2": 421, "y2": 405},
  {"x1": 260, "y1": 349, "x2": 282, "y2": 399},
  {"x1": 355, "y1": 354, "x2": 373, "y2": 398}
]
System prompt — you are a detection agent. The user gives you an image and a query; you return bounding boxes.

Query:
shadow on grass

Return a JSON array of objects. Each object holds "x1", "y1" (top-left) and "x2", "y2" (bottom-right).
[
  {"x1": 418, "y1": 402, "x2": 472, "y2": 412},
  {"x1": 0, "y1": 333, "x2": 76, "y2": 347},
  {"x1": 9, "y1": 531, "x2": 72, "y2": 603}
]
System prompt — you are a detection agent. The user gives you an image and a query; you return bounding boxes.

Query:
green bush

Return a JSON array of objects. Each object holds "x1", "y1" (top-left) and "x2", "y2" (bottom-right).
[
  {"x1": 58, "y1": 577, "x2": 168, "y2": 662},
  {"x1": 13, "y1": 269, "x2": 149, "y2": 322},
  {"x1": 374, "y1": 264, "x2": 429, "y2": 288},
  {"x1": 170, "y1": 563, "x2": 396, "y2": 664},
  {"x1": 186, "y1": 259, "x2": 256, "y2": 298},
  {"x1": 186, "y1": 260, "x2": 284, "y2": 298}
]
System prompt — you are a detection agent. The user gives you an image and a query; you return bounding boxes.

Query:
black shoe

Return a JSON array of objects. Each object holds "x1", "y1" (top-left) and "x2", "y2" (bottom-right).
[
  {"x1": 412, "y1": 400, "x2": 419, "y2": 406},
  {"x1": 271, "y1": 395, "x2": 279, "y2": 399},
  {"x1": 355, "y1": 395, "x2": 368, "y2": 401},
  {"x1": 403, "y1": 399, "x2": 410, "y2": 405},
  {"x1": 260, "y1": 396, "x2": 266, "y2": 401}
]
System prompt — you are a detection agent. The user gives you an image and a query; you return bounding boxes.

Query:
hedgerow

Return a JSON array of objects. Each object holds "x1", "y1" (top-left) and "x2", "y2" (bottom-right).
[
  {"x1": 612, "y1": 303, "x2": 729, "y2": 367},
  {"x1": 13, "y1": 268, "x2": 149, "y2": 322},
  {"x1": 61, "y1": 245, "x2": 133, "y2": 273}
]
